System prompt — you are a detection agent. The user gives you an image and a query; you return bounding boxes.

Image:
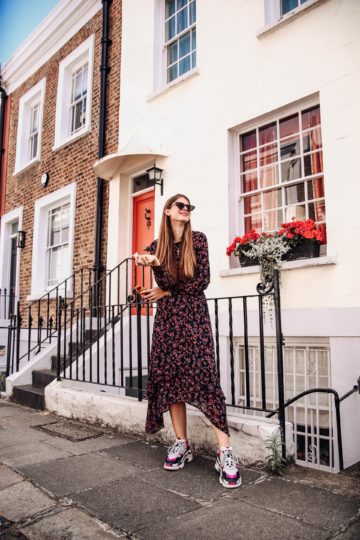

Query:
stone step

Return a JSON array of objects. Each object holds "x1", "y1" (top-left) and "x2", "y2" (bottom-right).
[
  {"x1": 32, "y1": 369, "x2": 57, "y2": 388},
  {"x1": 12, "y1": 385, "x2": 45, "y2": 410}
]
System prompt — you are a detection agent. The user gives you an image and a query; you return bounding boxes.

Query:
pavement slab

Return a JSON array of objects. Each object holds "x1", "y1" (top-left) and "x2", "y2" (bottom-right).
[
  {"x1": 39, "y1": 432, "x2": 134, "y2": 456},
  {"x1": 0, "y1": 403, "x2": 41, "y2": 418},
  {"x1": 103, "y1": 440, "x2": 167, "y2": 470},
  {"x1": 137, "y1": 496, "x2": 329, "y2": 540},
  {"x1": 143, "y1": 455, "x2": 263, "y2": 502},
  {"x1": 233, "y1": 476, "x2": 360, "y2": 532},
  {"x1": 0, "y1": 440, "x2": 73, "y2": 468},
  {"x1": 20, "y1": 507, "x2": 126, "y2": 539},
  {"x1": 73, "y1": 476, "x2": 201, "y2": 534},
  {"x1": 0, "y1": 464, "x2": 23, "y2": 490},
  {"x1": 19, "y1": 452, "x2": 139, "y2": 496},
  {"x1": 334, "y1": 517, "x2": 360, "y2": 540},
  {"x1": 0, "y1": 480, "x2": 56, "y2": 522}
]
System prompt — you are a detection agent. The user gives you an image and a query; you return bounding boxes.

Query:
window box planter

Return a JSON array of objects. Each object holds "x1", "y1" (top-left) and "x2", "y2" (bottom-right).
[
  {"x1": 283, "y1": 241, "x2": 320, "y2": 261},
  {"x1": 238, "y1": 253, "x2": 259, "y2": 267}
]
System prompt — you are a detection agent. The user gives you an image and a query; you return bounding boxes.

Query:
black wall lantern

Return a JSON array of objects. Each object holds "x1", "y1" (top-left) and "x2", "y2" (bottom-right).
[
  {"x1": 146, "y1": 165, "x2": 164, "y2": 196},
  {"x1": 17, "y1": 230, "x2": 25, "y2": 249}
]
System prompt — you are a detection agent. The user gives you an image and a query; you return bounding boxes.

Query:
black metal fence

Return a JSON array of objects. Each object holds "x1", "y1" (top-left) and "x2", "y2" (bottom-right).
[{"x1": 0, "y1": 288, "x2": 16, "y2": 320}]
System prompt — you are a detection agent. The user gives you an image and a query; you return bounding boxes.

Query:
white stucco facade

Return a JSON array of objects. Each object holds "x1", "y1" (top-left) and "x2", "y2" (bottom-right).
[{"x1": 96, "y1": 0, "x2": 360, "y2": 470}]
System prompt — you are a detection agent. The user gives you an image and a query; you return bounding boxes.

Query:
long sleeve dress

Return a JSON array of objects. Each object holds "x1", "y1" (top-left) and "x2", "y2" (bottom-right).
[{"x1": 145, "y1": 230, "x2": 229, "y2": 435}]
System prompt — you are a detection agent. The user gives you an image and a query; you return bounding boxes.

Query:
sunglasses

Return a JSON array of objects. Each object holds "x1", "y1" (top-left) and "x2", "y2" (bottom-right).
[{"x1": 173, "y1": 201, "x2": 195, "y2": 212}]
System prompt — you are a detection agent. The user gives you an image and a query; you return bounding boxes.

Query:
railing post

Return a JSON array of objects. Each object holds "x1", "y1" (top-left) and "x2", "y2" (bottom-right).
[
  {"x1": 334, "y1": 393, "x2": 344, "y2": 471},
  {"x1": 6, "y1": 316, "x2": 13, "y2": 377},
  {"x1": 57, "y1": 298, "x2": 62, "y2": 381},
  {"x1": 136, "y1": 291, "x2": 143, "y2": 401},
  {"x1": 15, "y1": 301, "x2": 21, "y2": 372},
  {"x1": 273, "y1": 269, "x2": 286, "y2": 460}
]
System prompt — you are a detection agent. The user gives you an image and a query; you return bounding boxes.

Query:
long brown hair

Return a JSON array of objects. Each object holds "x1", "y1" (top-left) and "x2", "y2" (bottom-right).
[{"x1": 156, "y1": 194, "x2": 196, "y2": 280}]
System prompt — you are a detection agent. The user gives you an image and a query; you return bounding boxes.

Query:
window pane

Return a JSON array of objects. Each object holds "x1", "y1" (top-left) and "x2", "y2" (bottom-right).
[
  {"x1": 259, "y1": 122, "x2": 276, "y2": 145},
  {"x1": 285, "y1": 183, "x2": 305, "y2": 204},
  {"x1": 263, "y1": 189, "x2": 282, "y2": 210},
  {"x1": 307, "y1": 176, "x2": 324, "y2": 200},
  {"x1": 263, "y1": 210, "x2": 282, "y2": 231},
  {"x1": 179, "y1": 55, "x2": 191, "y2": 76},
  {"x1": 280, "y1": 135, "x2": 300, "y2": 160},
  {"x1": 245, "y1": 214, "x2": 262, "y2": 233},
  {"x1": 285, "y1": 204, "x2": 306, "y2": 222},
  {"x1": 189, "y1": 0, "x2": 196, "y2": 24},
  {"x1": 177, "y1": 7, "x2": 188, "y2": 33},
  {"x1": 241, "y1": 150, "x2": 257, "y2": 171},
  {"x1": 179, "y1": 32, "x2": 190, "y2": 58},
  {"x1": 244, "y1": 194, "x2": 261, "y2": 214},
  {"x1": 281, "y1": 158, "x2": 302, "y2": 182},
  {"x1": 167, "y1": 64, "x2": 178, "y2": 82},
  {"x1": 166, "y1": 0, "x2": 175, "y2": 18},
  {"x1": 302, "y1": 105, "x2": 321, "y2": 130},
  {"x1": 166, "y1": 16, "x2": 176, "y2": 40},
  {"x1": 191, "y1": 51, "x2": 196, "y2": 68},
  {"x1": 242, "y1": 172, "x2": 258, "y2": 192},
  {"x1": 260, "y1": 165, "x2": 278, "y2": 188},
  {"x1": 259, "y1": 143, "x2": 277, "y2": 166},
  {"x1": 32, "y1": 133, "x2": 38, "y2": 159},
  {"x1": 168, "y1": 41, "x2": 178, "y2": 64},
  {"x1": 240, "y1": 130, "x2": 256, "y2": 152},
  {"x1": 281, "y1": 0, "x2": 300, "y2": 15},
  {"x1": 318, "y1": 223, "x2": 327, "y2": 243},
  {"x1": 304, "y1": 151, "x2": 323, "y2": 176},
  {"x1": 177, "y1": 0, "x2": 187, "y2": 8},
  {"x1": 308, "y1": 200, "x2": 326, "y2": 222},
  {"x1": 73, "y1": 70, "x2": 82, "y2": 101},
  {"x1": 82, "y1": 64, "x2": 88, "y2": 95},
  {"x1": 303, "y1": 128, "x2": 322, "y2": 153},
  {"x1": 191, "y1": 27, "x2": 196, "y2": 50},
  {"x1": 280, "y1": 113, "x2": 299, "y2": 139}
]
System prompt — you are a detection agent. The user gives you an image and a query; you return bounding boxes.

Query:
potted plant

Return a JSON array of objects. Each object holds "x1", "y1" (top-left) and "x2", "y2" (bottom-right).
[{"x1": 278, "y1": 219, "x2": 324, "y2": 261}]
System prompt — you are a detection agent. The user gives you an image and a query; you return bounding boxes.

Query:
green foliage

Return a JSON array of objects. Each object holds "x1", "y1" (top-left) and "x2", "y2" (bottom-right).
[
  {"x1": 0, "y1": 371, "x2": 6, "y2": 392},
  {"x1": 265, "y1": 431, "x2": 287, "y2": 475}
]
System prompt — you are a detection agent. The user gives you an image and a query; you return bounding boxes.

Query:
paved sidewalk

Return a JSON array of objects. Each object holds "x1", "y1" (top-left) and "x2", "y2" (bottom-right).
[{"x1": 0, "y1": 400, "x2": 359, "y2": 539}]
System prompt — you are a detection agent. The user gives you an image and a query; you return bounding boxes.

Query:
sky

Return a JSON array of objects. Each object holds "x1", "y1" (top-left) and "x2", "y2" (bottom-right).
[{"x1": 0, "y1": 0, "x2": 59, "y2": 67}]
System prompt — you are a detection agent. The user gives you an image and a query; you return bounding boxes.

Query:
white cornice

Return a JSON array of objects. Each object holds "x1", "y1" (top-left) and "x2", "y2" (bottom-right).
[{"x1": 2, "y1": 0, "x2": 102, "y2": 95}]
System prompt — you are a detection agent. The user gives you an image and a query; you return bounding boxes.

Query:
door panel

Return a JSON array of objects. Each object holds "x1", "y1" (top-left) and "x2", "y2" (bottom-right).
[{"x1": 132, "y1": 191, "x2": 155, "y2": 312}]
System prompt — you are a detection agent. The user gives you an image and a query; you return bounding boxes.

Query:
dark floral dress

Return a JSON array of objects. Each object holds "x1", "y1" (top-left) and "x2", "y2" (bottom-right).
[{"x1": 145, "y1": 231, "x2": 229, "y2": 435}]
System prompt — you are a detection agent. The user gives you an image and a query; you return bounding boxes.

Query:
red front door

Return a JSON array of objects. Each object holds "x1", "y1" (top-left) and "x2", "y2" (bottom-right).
[{"x1": 132, "y1": 191, "x2": 155, "y2": 310}]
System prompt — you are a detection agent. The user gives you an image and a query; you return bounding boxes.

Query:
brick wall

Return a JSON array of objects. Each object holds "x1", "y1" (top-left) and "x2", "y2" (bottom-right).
[{"x1": 4, "y1": 0, "x2": 122, "y2": 311}]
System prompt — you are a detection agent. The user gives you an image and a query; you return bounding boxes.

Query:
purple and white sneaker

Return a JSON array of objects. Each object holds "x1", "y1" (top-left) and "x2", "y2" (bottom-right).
[
  {"x1": 215, "y1": 447, "x2": 241, "y2": 488},
  {"x1": 164, "y1": 439, "x2": 193, "y2": 471}
]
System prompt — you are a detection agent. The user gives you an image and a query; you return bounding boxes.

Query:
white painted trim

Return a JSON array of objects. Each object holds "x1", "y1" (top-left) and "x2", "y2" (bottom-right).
[
  {"x1": 2, "y1": 0, "x2": 102, "y2": 94},
  {"x1": 31, "y1": 183, "x2": 77, "y2": 296},
  {"x1": 14, "y1": 79, "x2": 46, "y2": 176},
  {"x1": 219, "y1": 255, "x2": 337, "y2": 277},
  {"x1": 147, "y1": 68, "x2": 200, "y2": 102},
  {"x1": 0, "y1": 207, "x2": 23, "y2": 301},
  {"x1": 257, "y1": 0, "x2": 329, "y2": 38},
  {"x1": 54, "y1": 35, "x2": 95, "y2": 150}
]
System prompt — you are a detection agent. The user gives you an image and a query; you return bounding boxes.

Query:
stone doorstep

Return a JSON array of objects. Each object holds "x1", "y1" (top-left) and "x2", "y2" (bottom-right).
[{"x1": 45, "y1": 379, "x2": 295, "y2": 466}]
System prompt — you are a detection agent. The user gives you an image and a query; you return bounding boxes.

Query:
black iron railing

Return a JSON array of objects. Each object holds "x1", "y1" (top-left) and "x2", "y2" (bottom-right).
[
  {"x1": 6, "y1": 267, "x2": 94, "y2": 376},
  {"x1": 0, "y1": 288, "x2": 16, "y2": 319}
]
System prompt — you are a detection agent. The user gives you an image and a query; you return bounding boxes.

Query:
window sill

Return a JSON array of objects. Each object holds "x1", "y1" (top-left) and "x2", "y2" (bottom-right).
[
  {"x1": 53, "y1": 126, "x2": 91, "y2": 152},
  {"x1": 27, "y1": 291, "x2": 74, "y2": 302},
  {"x1": 13, "y1": 158, "x2": 40, "y2": 177},
  {"x1": 147, "y1": 68, "x2": 200, "y2": 103},
  {"x1": 220, "y1": 255, "x2": 337, "y2": 277},
  {"x1": 257, "y1": 0, "x2": 328, "y2": 38}
]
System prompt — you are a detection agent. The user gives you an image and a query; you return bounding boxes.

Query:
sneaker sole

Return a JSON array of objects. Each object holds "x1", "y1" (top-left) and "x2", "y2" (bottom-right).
[
  {"x1": 215, "y1": 460, "x2": 242, "y2": 489},
  {"x1": 163, "y1": 452, "x2": 193, "y2": 471}
]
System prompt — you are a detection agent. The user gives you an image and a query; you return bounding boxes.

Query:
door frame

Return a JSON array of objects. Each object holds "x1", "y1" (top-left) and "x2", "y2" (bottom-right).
[{"x1": 0, "y1": 207, "x2": 23, "y2": 306}]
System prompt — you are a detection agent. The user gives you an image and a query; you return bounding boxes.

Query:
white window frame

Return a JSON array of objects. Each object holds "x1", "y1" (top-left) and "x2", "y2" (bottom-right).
[
  {"x1": 14, "y1": 79, "x2": 46, "y2": 175},
  {"x1": 46, "y1": 202, "x2": 71, "y2": 289},
  {"x1": 259, "y1": 0, "x2": 328, "y2": 36},
  {"x1": 154, "y1": 0, "x2": 197, "y2": 93},
  {"x1": 231, "y1": 95, "x2": 326, "y2": 244},
  {"x1": 53, "y1": 35, "x2": 94, "y2": 150},
  {"x1": 30, "y1": 183, "x2": 76, "y2": 299}
]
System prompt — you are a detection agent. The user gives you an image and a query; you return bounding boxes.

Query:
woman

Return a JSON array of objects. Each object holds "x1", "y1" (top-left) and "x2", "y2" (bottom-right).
[{"x1": 133, "y1": 194, "x2": 241, "y2": 488}]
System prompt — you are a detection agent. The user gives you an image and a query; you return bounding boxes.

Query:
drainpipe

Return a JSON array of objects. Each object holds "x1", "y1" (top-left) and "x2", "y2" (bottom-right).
[
  {"x1": 0, "y1": 82, "x2": 8, "y2": 219},
  {"x1": 94, "y1": 0, "x2": 112, "y2": 280}
]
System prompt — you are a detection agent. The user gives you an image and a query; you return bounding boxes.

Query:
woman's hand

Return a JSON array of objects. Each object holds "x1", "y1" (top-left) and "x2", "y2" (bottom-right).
[
  {"x1": 133, "y1": 252, "x2": 160, "y2": 267},
  {"x1": 140, "y1": 287, "x2": 170, "y2": 302}
]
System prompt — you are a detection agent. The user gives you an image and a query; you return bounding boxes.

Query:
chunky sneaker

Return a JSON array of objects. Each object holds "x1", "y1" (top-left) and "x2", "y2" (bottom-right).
[
  {"x1": 163, "y1": 439, "x2": 193, "y2": 471},
  {"x1": 215, "y1": 447, "x2": 241, "y2": 488}
]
